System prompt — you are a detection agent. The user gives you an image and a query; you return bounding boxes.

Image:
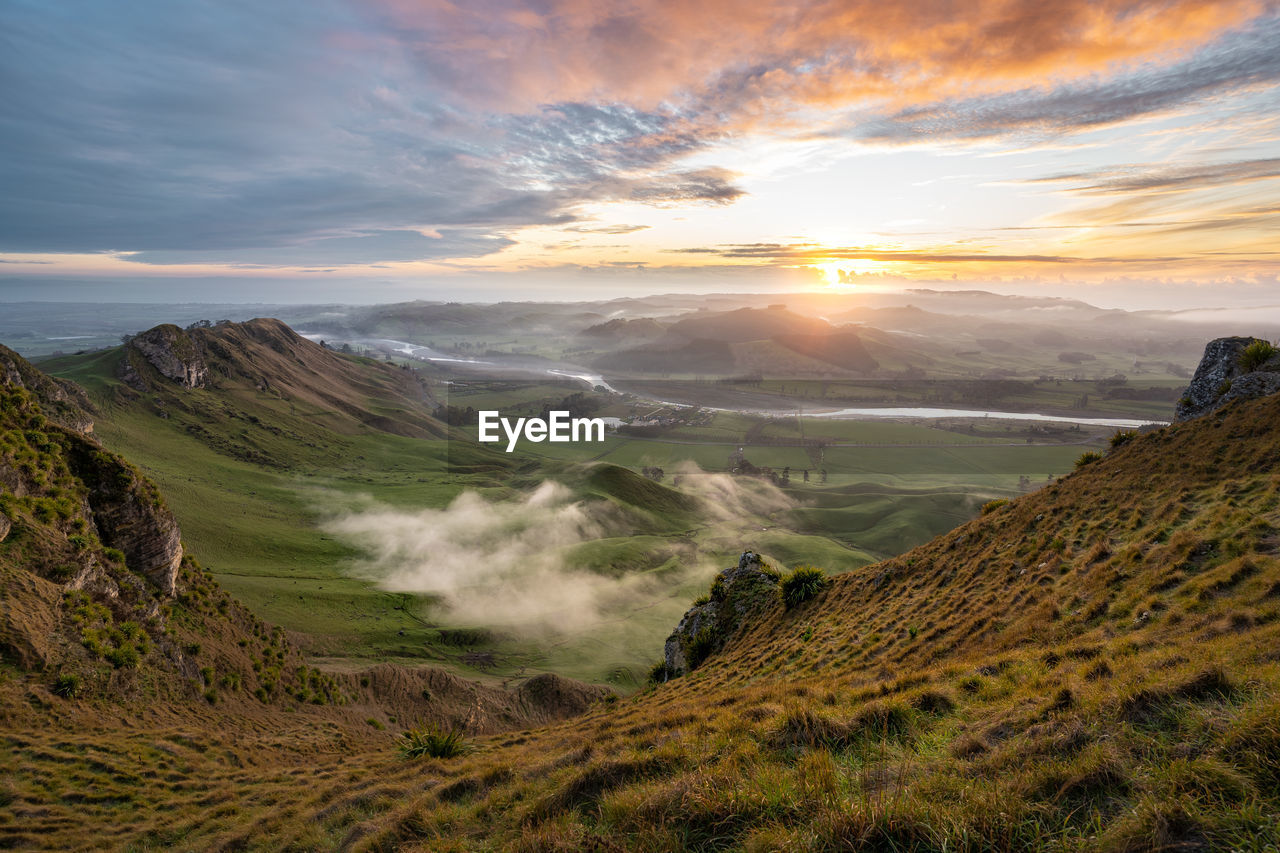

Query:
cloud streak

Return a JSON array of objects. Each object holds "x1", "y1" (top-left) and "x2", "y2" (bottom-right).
[
  {"x1": 859, "y1": 13, "x2": 1280, "y2": 142},
  {"x1": 668, "y1": 243, "x2": 1185, "y2": 265},
  {"x1": 1026, "y1": 158, "x2": 1280, "y2": 195}
]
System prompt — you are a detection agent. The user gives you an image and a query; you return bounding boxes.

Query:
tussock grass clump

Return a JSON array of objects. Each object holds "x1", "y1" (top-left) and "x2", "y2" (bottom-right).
[
  {"x1": 1220, "y1": 698, "x2": 1280, "y2": 787},
  {"x1": 682, "y1": 626, "x2": 718, "y2": 670},
  {"x1": 1239, "y1": 339, "x2": 1277, "y2": 372},
  {"x1": 399, "y1": 727, "x2": 472, "y2": 759},
  {"x1": 529, "y1": 754, "x2": 670, "y2": 822},
  {"x1": 1034, "y1": 751, "x2": 1131, "y2": 807},
  {"x1": 1075, "y1": 450, "x2": 1104, "y2": 468},
  {"x1": 1110, "y1": 429, "x2": 1138, "y2": 448},
  {"x1": 1120, "y1": 666, "x2": 1234, "y2": 724},
  {"x1": 780, "y1": 566, "x2": 829, "y2": 610},
  {"x1": 909, "y1": 689, "x2": 955, "y2": 715},
  {"x1": 51, "y1": 674, "x2": 80, "y2": 698},
  {"x1": 646, "y1": 660, "x2": 676, "y2": 684},
  {"x1": 771, "y1": 701, "x2": 914, "y2": 752}
]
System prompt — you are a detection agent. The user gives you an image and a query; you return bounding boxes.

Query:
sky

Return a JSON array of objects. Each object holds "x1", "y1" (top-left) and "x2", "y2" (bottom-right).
[{"x1": 2, "y1": 0, "x2": 1279, "y2": 307}]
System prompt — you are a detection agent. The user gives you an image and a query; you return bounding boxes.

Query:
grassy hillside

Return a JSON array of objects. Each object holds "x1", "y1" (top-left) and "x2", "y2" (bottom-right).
[
  {"x1": 7, "y1": 387, "x2": 1269, "y2": 850},
  {"x1": 41, "y1": 323, "x2": 929, "y2": 683},
  {"x1": 40, "y1": 326, "x2": 525, "y2": 667}
]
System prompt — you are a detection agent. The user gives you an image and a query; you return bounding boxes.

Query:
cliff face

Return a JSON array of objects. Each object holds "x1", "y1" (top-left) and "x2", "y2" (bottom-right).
[
  {"x1": 1, "y1": 350, "x2": 185, "y2": 674},
  {"x1": 61, "y1": 432, "x2": 182, "y2": 597},
  {"x1": 0, "y1": 343, "x2": 95, "y2": 433},
  {"x1": 119, "y1": 324, "x2": 208, "y2": 391},
  {"x1": 1175, "y1": 336, "x2": 1280, "y2": 421}
]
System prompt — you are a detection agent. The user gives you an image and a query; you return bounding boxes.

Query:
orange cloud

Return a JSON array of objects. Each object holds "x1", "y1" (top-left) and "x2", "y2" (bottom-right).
[{"x1": 370, "y1": 0, "x2": 1269, "y2": 117}]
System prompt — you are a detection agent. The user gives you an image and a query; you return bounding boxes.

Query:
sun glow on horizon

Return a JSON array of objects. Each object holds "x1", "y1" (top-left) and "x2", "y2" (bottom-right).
[{"x1": 813, "y1": 258, "x2": 892, "y2": 285}]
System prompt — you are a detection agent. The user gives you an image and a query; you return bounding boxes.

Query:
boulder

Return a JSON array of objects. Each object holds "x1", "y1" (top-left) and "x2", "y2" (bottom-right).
[
  {"x1": 662, "y1": 551, "x2": 779, "y2": 678},
  {"x1": 1175, "y1": 337, "x2": 1280, "y2": 421}
]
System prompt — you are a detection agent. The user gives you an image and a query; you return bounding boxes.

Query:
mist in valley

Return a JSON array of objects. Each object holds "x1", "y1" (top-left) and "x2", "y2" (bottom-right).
[{"x1": 320, "y1": 466, "x2": 798, "y2": 668}]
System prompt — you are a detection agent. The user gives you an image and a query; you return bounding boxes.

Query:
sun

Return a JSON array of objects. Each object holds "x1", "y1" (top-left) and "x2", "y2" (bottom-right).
[{"x1": 813, "y1": 259, "x2": 889, "y2": 286}]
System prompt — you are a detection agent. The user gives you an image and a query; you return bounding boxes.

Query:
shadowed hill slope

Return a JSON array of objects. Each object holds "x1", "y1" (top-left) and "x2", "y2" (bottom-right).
[
  {"x1": 0, "y1": 343, "x2": 95, "y2": 434},
  {"x1": 592, "y1": 307, "x2": 878, "y2": 376}
]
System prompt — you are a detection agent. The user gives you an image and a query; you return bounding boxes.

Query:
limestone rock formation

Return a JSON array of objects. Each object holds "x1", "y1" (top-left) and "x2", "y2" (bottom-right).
[
  {"x1": 1175, "y1": 336, "x2": 1280, "y2": 422},
  {"x1": 120, "y1": 324, "x2": 208, "y2": 390},
  {"x1": 61, "y1": 431, "x2": 183, "y2": 598},
  {"x1": 663, "y1": 550, "x2": 779, "y2": 678},
  {"x1": 1, "y1": 344, "x2": 183, "y2": 599},
  {"x1": 0, "y1": 343, "x2": 95, "y2": 433}
]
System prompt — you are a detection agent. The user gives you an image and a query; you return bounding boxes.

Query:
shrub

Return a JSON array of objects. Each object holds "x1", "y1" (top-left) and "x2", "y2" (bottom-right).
[
  {"x1": 1075, "y1": 451, "x2": 1103, "y2": 468},
  {"x1": 647, "y1": 660, "x2": 676, "y2": 684},
  {"x1": 981, "y1": 499, "x2": 1008, "y2": 515},
  {"x1": 399, "y1": 727, "x2": 472, "y2": 759},
  {"x1": 51, "y1": 674, "x2": 80, "y2": 699},
  {"x1": 104, "y1": 645, "x2": 140, "y2": 668},
  {"x1": 1239, "y1": 339, "x2": 1277, "y2": 372},
  {"x1": 780, "y1": 566, "x2": 829, "y2": 610},
  {"x1": 683, "y1": 626, "x2": 718, "y2": 670},
  {"x1": 1109, "y1": 430, "x2": 1137, "y2": 448}
]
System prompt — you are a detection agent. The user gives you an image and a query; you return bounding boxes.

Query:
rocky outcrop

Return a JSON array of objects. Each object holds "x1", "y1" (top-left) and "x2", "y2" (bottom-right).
[
  {"x1": 121, "y1": 324, "x2": 208, "y2": 390},
  {"x1": 663, "y1": 551, "x2": 780, "y2": 678},
  {"x1": 1175, "y1": 337, "x2": 1280, "y2": 421},
  {"x1": 0, "y1": 343, "x2": 95, "y2": 433},
  {"x1": 61, "y1": 431, "x2": 182, "y2": 598}
]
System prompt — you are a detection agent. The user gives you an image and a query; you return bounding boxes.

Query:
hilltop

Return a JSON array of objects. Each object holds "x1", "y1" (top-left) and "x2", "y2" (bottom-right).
[
  {"x1": 36, "y1": 320, "x2": 496, "y2": 666},
  {"x1": 593, "y1": 307, "x2": 879, "y2": 376}
]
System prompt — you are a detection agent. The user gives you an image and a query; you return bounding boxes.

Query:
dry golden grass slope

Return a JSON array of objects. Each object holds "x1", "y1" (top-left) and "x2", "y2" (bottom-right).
[{"x1": 4, "y1": 375, "x2": 1280, "y2": 850}]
